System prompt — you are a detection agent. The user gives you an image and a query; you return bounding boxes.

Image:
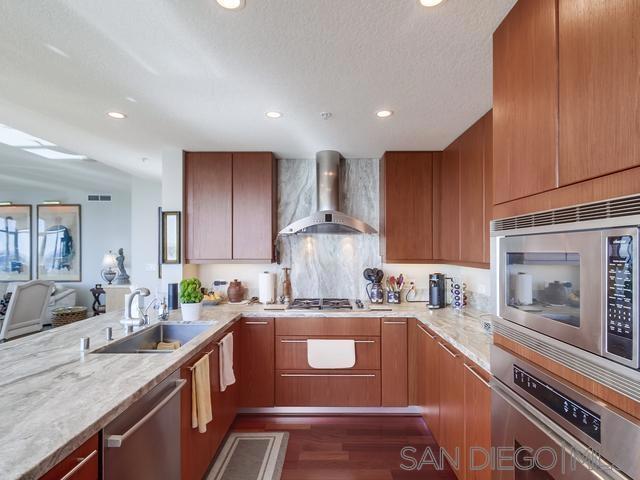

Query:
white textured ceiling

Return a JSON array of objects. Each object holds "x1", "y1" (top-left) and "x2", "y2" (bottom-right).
[
  {"x1": 0, "y1": 0, "x2": 515, "y2": 178},
  {"x1": 0, "y1": 143, "x2": 132, "y2": 193}
]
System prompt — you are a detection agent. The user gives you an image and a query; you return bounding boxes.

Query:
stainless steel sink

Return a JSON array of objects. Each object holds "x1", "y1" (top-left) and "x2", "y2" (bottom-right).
[{"x1": 92, "y1": 323, "x2": 215, "y2": 354}]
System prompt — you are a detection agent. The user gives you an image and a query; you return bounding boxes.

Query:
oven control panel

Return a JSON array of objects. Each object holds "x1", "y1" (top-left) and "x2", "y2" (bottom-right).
[
  {"x1": 513, "y1": 365, "x2": 601, "y2": 443},
  {"x1": 606, "y1": 235, "x2": 634, "y2": 361}
]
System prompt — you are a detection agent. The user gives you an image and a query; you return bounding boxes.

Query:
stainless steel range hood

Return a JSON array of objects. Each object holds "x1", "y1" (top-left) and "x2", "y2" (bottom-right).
[{"x1": 278, "y1": 151, "x2": 377, "y2": 235}]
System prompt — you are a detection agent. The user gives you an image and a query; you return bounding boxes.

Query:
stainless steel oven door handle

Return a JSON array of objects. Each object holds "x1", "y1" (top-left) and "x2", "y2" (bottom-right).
[{"x1": 106, "y1": 379, "x2": 186, "y2": 448}]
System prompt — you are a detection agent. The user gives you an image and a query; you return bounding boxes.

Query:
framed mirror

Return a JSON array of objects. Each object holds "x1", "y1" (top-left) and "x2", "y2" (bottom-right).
[
  {"x1": 162, "y1": 211, "x2": 181, "y2": 264},
  {"x1": 0, "y1": 205, "x2": 32, "y2": 282}
]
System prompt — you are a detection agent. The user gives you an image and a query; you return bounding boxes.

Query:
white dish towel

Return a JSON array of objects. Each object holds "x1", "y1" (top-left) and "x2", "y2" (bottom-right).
[
  {"x1": 219, "y1": 332, "x2": 236, "y2": 392},
  {"x1": 307, "y1": 339, "x2": 356, "y2": 369}
]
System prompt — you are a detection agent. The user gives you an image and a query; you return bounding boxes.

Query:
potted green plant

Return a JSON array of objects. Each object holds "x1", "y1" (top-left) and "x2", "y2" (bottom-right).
[{"x1": 179, "y1": 277, "x2": 204, "y2": 322}]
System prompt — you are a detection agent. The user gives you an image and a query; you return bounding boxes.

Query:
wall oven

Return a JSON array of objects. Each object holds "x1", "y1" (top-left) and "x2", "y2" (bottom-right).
[
  {"x1": 491, "y1": 345, "x2": 640, "y2": 479},
  {"x1": 497, "y1": 227, "x2": 639, "y2": 369}
]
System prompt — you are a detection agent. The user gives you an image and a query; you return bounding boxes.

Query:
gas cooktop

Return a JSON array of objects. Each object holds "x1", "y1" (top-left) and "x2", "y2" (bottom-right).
[{"x1": 288, "y1": 298, "x2": 353, "y2": 310}]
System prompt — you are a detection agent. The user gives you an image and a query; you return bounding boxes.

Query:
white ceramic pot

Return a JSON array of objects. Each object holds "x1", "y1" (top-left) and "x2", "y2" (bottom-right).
[{"x1": 181, "y1": 302, "x2": 202, "y2": 322}]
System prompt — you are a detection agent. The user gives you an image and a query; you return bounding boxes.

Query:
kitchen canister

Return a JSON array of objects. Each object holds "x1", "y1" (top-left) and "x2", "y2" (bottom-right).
[
  {"x1": 451, "y1": 280, "x2": 467, "y2": 310},
  {"x1": 227, "y1": 279, "x2": 244, "y2": 303},
  {"x1": 258, "y1": 272, "x2": 276, "y2": 304}
]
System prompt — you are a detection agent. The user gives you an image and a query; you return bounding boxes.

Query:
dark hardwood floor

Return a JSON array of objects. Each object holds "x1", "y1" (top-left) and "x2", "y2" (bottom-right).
[{"x1": 231, "y1": 415, "x2": 456, "y2": 480}]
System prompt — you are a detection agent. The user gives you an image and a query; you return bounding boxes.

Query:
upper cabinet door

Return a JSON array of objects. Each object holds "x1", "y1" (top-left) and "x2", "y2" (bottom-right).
[
  {"x1": 559, "y1": 0, "x2": 640, "y2": 185},
  {"x1": 381, "y1": 152, "x2": 434, "y2": 262},
  {"x1": 459, "y1": 117, "x2": 486, "y2": 264},
  {"x1": 493, "y1": 0, "x2": 559, "y2": 204},
  {"x1": 232, "y1": 152, "x2": 276, "y2": 261},
  {"x1": 184, "y1": 152, "x2": 233, "y2": 261},
  {"x1": 434, "y1": 145, "x2": 460, "y2": 262}
]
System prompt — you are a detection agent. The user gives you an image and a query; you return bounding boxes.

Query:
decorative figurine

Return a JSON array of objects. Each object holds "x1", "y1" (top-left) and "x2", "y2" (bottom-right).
[{"x1": 113, "y1": 248, "x2": 130, "y2": 285}]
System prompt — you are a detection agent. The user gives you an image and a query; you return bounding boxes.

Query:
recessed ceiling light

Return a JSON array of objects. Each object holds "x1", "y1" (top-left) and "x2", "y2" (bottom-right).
[
  {"x1": 419, "y1": 0, "x2": 445, "y2": 6},
  {"x1": 42, "y1": 201, "x2": 62, "y2": 205},
  {"x1": 107, "y1": 111, "x2": 127, "y2": 119},
  {"x1": 0, "y1": 201, "x2": 13, "y2": 206},
  {"x1": 265, "y1": 111, "x2": 282, "y2": 119},
  {"x1": 23, "y1": 148, "x2": 87, "y2": 160},
  {"x1": 376, "y1": 110, "x2": 393, "y2": 118},
  {"x1": 217, "y1": 0, "x2": 245, "y2": 10},
  {"x1": 125, "y1": 97, "x2": 137, "y2": 103}
]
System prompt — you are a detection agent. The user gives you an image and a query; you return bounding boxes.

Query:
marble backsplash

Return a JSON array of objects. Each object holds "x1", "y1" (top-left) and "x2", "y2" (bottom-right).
[{"x1": 277, "y1": 157, "x2": 381, "y2": 299}]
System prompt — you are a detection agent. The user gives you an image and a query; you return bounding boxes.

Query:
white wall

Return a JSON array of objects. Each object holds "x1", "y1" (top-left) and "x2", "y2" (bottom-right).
[
  {"x1": 130, "y1": 178, "x2": 162, "y2": 295},
  {"x1": 0, "y1": 187, "x2": 131, "y2": 308},
  {"x1": 160, "y1": 149, "x2": 199, "y2": 298}
]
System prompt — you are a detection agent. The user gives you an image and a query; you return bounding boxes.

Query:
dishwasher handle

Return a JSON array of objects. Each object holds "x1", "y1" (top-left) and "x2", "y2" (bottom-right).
[{"x1": 106, "y1": 379, "x2": 186, "y2": 448}]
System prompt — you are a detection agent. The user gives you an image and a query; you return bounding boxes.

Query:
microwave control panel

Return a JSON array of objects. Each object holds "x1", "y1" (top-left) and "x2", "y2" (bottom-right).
[
  {"x1": 514, "y1": 365, "x2": 602, "y2": 443},
  {"x1": 606, "y1": 235, "x2": 634, "y2": 361}
]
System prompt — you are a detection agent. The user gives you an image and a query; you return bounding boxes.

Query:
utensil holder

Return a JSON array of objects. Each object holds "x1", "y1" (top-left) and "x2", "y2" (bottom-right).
[{"x1": 386, "y1": 290, "x2": 401, "y2": 304}]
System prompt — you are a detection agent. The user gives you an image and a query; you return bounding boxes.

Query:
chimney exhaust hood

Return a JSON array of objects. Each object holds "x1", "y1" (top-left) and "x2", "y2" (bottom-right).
[{"x1": 278, "y1": 151, "x2": 377, "y2": 235}]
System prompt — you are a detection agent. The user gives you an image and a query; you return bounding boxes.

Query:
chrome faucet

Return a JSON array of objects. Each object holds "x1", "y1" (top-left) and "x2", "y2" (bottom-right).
[{"x1": 125, "y1": 287, "x2": 151, "y2": 325}]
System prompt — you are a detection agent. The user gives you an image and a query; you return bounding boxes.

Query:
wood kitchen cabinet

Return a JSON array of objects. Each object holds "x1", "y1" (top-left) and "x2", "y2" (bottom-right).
[
  {"x1": 437, "y1": 339, "x2": 465, "y2": 479},
  {"x1": 381, "y1": 319, "x2": 408, "y2": 406},
  {"x1": 184, "y1": 151, "x2": 276, "y2": 263},
  {"x1": 232, "y1": 152, "x2": 277, "y2": 260},
  {"x1": 239, "y1": 318, "x2": 275, "y2": 407},
  {"x1": 459, "y1": 112, "x2": 493, "y2": 266},
  {"x1": 184, "y1": 152, "x2": 233, "y2": 261},
  {"x1": 380, "y1": 151, "x2": 435, "y2": 263},
  {"x1": 493, "y1": 0, "x2": 559, "y2": 204},
  {"x1": 410, "y1": 322, "x2": 492, "y2": 480},
  {"x1": 433, "y1": 140, "x2": 460, "y2": 263},
  {"x1": 274, "y1": 317, "x2": 383, "y2": 407},
  {"x1": 558, "y1": 0, "x2": 640, "y2": 185},
  {"x1": 414, "y1": 322, "x2": 440, "y2": 440},
  {"x1": 39, "y1": 434, "x2": 99, "y2": 480},
  {"x1": 464, "y1": 360, "x2": 492, "y2": 480},
  {"x1": 180, "y1": 324, "x2": 240, "y2": 480},
  {"x1": 492, "y1": 0, "x2": 640, "y2": 219}
]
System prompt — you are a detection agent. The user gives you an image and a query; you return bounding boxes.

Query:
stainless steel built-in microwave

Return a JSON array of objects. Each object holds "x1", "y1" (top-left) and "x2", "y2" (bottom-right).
[{"x1": 497, "y1": 227, "x2": 639, "y2": 369}]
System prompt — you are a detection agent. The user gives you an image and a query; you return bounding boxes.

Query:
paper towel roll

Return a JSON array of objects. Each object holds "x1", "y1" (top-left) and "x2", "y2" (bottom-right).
[
  {"x1": 259, "y1": 272, "x2": 276, "y2": 304},
  {"x1": 515, "y1": 272, "x2": 533, "y2": 305}
]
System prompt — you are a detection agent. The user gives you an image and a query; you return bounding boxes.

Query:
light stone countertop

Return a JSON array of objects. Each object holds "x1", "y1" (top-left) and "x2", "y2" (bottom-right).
[{"x1": 0, "y1": 302, "x2": 493, "y2": 480}]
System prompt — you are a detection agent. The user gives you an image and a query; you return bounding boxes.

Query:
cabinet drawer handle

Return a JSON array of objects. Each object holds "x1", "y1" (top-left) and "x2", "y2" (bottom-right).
[
  {"x1": 280, "y1": 339, "x2": 375, "y2": 344},
  {"x1": 418, "y1": 325, "x2": 436, "y2": 339},
  {"x1": 106, "y1": 379, "x2": 186, "y2": 448},
  {"x1": 60, "y1": 449, "x2": 98, "y2": 480},
  {"x1": 244, "y1": 321, "x2": 269, "y2": 325},
  {"x1": 280, "y1": 373, "x2": 376, "y2": 378},
  {"x1": 438, "y1": 342, "x2": 460, "y2": 358},
  {"x1": 383, "y1": 321, "x2": 406, "y2": 325},
  {"x1": 464, "y1": 363, "x2": 491, "y2": 389}
]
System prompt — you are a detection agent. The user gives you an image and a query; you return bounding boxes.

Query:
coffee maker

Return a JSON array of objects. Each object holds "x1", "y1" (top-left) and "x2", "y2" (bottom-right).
[{"x1": 428, "y1": 273, "x2": 446, "y2": 309}]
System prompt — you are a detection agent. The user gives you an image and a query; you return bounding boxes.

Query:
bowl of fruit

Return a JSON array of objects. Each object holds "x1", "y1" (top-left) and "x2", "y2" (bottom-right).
[{"x1": 202, "y1": 290, "x2": 224, "y2": 306}]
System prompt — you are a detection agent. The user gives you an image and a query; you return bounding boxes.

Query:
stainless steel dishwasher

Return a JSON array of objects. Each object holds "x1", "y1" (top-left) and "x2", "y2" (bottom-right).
[{"x1": 103, "y1": 370, "x2": 185, "y2": 480}]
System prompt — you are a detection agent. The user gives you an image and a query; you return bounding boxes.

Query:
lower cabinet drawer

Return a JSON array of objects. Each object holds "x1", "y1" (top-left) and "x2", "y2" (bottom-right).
[
  {"x1": 40, "y1": 433, "x2": 99, "y2": 480},
  {"x1": 275, "y1": 370, "x2": 381, "y2": 406},
  {"x1": 275, "y1": 336, "x2": 380, "y2": 370}
]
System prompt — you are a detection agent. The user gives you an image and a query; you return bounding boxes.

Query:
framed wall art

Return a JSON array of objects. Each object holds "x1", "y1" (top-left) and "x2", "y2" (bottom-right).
[
  {"x1": 0, "y1": 205, "x2": 32, "y2": 282},
  {"x1": 37, "y1": 204, "x2": 81, "y2": 282},
  {"x1": 161, "y1": 211, "x2": 181, "y2": 264}
]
